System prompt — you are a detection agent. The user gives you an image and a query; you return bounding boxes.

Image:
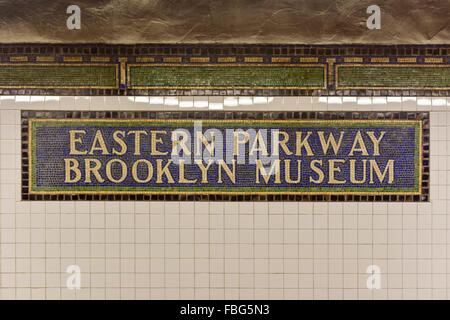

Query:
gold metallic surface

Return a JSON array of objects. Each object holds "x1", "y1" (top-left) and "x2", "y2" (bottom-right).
[{"x1": 0, "y1": 0, "x2": 447, "y2": 44}]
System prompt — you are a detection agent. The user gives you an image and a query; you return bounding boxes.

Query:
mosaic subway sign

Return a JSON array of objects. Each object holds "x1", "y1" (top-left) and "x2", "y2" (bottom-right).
[{"x1": 22, "y1": 111, "x2": 429, "y2": 201}]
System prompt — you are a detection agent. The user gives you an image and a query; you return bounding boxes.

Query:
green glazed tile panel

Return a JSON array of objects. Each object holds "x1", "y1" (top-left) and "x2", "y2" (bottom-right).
[
  {"x1": 128, "y1": 65, "x2": 325, "y2": 88},
  {"x1": 0, "y1": 64, "x2": 117, "y2": 88},
  {"x1": 337, "y1": 65, "x2": 450, "y2": 89}
]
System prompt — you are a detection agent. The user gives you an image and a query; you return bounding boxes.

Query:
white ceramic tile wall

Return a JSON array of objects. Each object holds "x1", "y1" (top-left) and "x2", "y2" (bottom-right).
[{"x1": 0, "y1": 96, "x2": 449, "y2": 300}]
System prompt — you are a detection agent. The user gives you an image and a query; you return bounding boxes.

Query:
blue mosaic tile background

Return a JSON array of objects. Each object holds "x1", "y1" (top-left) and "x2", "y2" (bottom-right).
[{"x1": 32, "y1": 122, "x2": 418, "y2": 192}]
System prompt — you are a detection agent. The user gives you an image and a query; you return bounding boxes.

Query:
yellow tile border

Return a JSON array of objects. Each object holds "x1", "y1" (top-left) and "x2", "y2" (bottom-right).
[
  {"x1": 424, "y1": 58, "x2": 443, "y2": 63},
  {"x1": 217, "y1": 57, "x2": 236, "y2": 62},
  {"x1": 63, "y1": 56, "x2": 83, "y2": 62},
  {"x1": 344, "y1": 57, "x2": 363, "y2": 63},
  {"x1": 300, "y1": 57, "x2": 319, "y2": 63},
  {"x1": 90, "y1": 57, "x2": 110, "y2": 62},
  {"x1": 36, "y1": 56, "x2": 55, "y2": 62},
  {"x1": 189, "y1": 57, "x2": 210, "y2": 63},
  {"x1": 244, "y1": 57, "x2": 263, "y2": 63},
  {"x1": 10, "y1": 56, "x2": 28, "y2": 62},
  {"x1": 271, "y1": 57, "x2": 291, "y2": 63},
  {"x1": 163, "y1": 57, "x2": 182, "y2": 62},
  {"x1": 118, "y1": 58, "x2": 127, "y2": 86},
  {"x1": 136, "y1": 57, "x2": 155, "y2": 63},
  {"x1": 371, "y1": 57, "x2": 390, "y2": 63},
  {"x1": 397, "y1": 57, "x2": 417, "y2": 63}
]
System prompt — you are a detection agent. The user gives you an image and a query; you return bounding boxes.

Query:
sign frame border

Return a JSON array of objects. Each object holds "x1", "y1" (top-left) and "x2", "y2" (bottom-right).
[{"x1": 21, "y1": 110, "x2": 430, "y2": 202}]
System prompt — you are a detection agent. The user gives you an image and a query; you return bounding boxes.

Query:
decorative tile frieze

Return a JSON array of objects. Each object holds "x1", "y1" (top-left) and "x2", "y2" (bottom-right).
[{"x1": 0, "y1": 44, "x2": 446, "y2": 96}]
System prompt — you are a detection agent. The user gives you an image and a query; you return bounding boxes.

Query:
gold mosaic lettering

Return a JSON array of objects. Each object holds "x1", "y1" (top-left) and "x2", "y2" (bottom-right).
[
  {"x1": 89, "y1": 130, "x2": 109, "y2": 155},
  {"x1": 195, "y1": 160, "x2": 213, "y2": 183},
  {"x1": 249, "y1": 130, "x2": 269, "y2": 156},
  {"x1": 349, "y1": 131, "x2": 368, "y2": 156},
  {"x1": 328, "y1": 159, "x2": 346, "y2": 184},
  {"x1": 195, "y1": 132, "x2": 215, "y2": 157},
  {"x1": 295, "y1": 132, "x2": 314, "y2": 156},
  {"x1": 151, "y1": 130, "x2": 168, "y2": 155},
  {"x1": 233, "y1": 131, "x2": 249, "y2": 156},
  {"x1": 156, "y1": 159, "x2": 174, "y2": 183},
  {"x1": 178, "y1": 160, "x2": 197, "y2": 183},
  {"x1": 255, "y1": 160, "x2": 281, "y2": 184},
  {"x1": 172, "y1": 131, "x2": 191, "y2": 155},
  {"x1": 350, "y1": 159, "x2": 367, "y2": 184},
  {"x1": 127, "y1": 130, "x2": 147, "y2": 156},
  {"x1": 112, "y1": 131, "x2": 127, "y2": 155},
  {"x1": 366, "y1": 131, "x2": 385, "y2": 156},
  {"x1": 84, "y1": 159, "x2": 104, "y2": 183},
  {"x1": 310, "y1": 160, "x2": 324, "y2": 183},
  {"x1": 69, "y1": 130, "x2": 88, "y2": 155},
  {"x1": 273, "y1": 131, "x2": 292, "y2": 156},
  {"x1": 285, "y1": 160, "x2": 301, "y2": 184},
  {"x1": 217, "y1": 160, "x2": 236, "y2": 183},
  {"x1": 318, "y1": 131, "x2": 344, "y2": 155},
  {"x1": 132, "y1": 159, "x2": 153, "y2": 183},
  {"x1": 106, "y1": 159, "x2": 127, "y2": 183},
  {"x1": 370, "y1": 159, "x2": 394, "y2": 184},
  {"x1": 64, "y1": 158, "x2": 82, "y2": 183}
]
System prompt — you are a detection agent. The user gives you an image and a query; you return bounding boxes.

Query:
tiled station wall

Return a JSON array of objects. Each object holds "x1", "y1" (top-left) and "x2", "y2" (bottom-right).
[{"x1": 0, "y1": 96, "x2": 449, "y2": 299}]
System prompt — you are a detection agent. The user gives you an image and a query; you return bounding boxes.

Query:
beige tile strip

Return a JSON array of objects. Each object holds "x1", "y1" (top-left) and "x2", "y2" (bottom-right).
[
  {"x1": 271, "y1": 57, "x2": 291, "y2": 63},
  {"x1": 300, "y1": 57, "x2": 318, "y2": 63},
  {"x1": 90, "y1": 57, "x2": 110, "y2": 62},
  {"x1": 36, "y1": 56, "x2": 55, "y2": 62},
  {"x1": 424, "y1": 58, "x2": 443, "y2": 63},
  {"x1": 397, "y1": 57, "x2": 417, "y2": 63},
  {"x1": 190, "y1": 57, "x2": 210, "y2": 63},
  {"x1": 371, "y1": 57, "x2": 390, "y2": 63},
  {"x1": 9, "y1": 56, "x2": 28, "y2": 62},
  {"x1": 63, "y1": 56, "x2": 83, "y2": 62},
  {"x1": 244, "y1": 57, "x2": 263, "y2": 63},
  {"x1": 344, "y1": 57, "x2": 363, "y2": 63},
  {"x1": 136, "y1": 57, "x2": 155, "y2": 63},
  {"x1": 163, "y1": 57, "x2": 182, "y2": 63},
  {"x1": 218, "y1": 57, "x2": 236, "y2": 62},
  {"x1": 119, "y1": 58, "x2": 127, "y2": 85}
]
